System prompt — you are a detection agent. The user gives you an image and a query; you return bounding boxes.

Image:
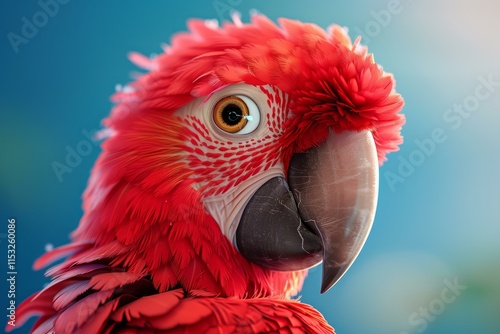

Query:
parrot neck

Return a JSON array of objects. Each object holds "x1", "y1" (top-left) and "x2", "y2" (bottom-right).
[{"x1": 71, "y1": 179, "x2": 306, "y2": 299}]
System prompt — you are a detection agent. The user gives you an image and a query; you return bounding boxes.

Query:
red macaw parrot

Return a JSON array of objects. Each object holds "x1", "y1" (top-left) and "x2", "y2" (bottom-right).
[{"x1": 13, "y1": 13, "x2": 404, "y2": 333}]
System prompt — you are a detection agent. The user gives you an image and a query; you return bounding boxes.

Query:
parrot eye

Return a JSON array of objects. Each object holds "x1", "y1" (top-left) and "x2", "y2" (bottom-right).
[{"x1": 213, "y1": 95, "x2": 260, "y2": 135}]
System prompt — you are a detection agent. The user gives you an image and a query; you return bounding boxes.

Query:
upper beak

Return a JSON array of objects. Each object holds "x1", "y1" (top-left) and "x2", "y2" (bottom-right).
[{"x1": 236, "y1": 130, "x2": 379, "y2": 293}]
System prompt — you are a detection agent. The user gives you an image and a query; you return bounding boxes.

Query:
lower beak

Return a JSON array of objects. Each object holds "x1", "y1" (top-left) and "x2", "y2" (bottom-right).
[{"x1": 236, "y1": 130, "x2": 379, "y2": 293}]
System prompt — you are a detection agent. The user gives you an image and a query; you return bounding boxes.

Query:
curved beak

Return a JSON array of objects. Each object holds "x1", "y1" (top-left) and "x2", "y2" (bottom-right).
[{"x1": 236, "y1": 130, "x2": 379, "y2": 293}]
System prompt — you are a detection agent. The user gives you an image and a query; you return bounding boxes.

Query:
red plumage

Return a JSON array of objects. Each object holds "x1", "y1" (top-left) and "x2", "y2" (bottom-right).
[{"x1": 13, "y1": 13, "x2": 404, "y2": 333}]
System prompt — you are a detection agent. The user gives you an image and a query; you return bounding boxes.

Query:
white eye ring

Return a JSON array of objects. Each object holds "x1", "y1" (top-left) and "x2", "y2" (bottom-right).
[{"x1": 212, "y1": 95, "x2": 261, "y2": 135}]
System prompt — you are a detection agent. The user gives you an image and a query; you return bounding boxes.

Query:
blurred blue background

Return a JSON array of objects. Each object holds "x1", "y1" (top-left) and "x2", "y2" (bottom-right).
[{"x1": 1, "y1": 1, "x2": 499, "y2": 333}]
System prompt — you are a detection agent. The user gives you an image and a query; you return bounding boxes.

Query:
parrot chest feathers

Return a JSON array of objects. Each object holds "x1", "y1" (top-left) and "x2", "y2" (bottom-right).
[{"x1": 19, "y1": 268, "x2": 333, "y2": 333}]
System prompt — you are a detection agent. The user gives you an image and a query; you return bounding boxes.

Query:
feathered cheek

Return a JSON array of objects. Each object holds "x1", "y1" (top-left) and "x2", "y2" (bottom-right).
[
  {"x1": 173, "y1": 84, "x2": 290, "y2": 242},
  {"x1": 176, "y1": 84, "x2": 288, "y2": 197}
]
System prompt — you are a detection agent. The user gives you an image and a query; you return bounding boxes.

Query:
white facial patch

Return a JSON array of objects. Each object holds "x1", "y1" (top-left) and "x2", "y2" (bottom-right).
[{"x1": 174, "y1": 84, "x2": 290, "y2": 243}]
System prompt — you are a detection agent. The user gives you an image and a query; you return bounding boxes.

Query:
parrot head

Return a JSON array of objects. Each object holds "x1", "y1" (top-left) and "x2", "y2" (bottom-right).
[{"x1": 72, "y1": 14, "x2": 404, "y2": 300}]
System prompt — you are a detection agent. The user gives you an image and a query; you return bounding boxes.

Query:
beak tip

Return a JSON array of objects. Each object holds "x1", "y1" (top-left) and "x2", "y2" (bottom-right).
[{"x1": 320, "y1": 265, "x2": 347, "y2": 294}]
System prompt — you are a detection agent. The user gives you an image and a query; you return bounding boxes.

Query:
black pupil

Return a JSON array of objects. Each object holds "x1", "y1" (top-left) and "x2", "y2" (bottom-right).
[{"x1": 222, "y1": 104, "x2": 243, "y2": 126}]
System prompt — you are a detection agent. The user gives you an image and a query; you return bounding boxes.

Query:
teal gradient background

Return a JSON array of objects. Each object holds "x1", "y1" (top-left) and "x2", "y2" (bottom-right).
[{"x1": 1, "y1": 1, "x2": 499, "y2": 333}]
